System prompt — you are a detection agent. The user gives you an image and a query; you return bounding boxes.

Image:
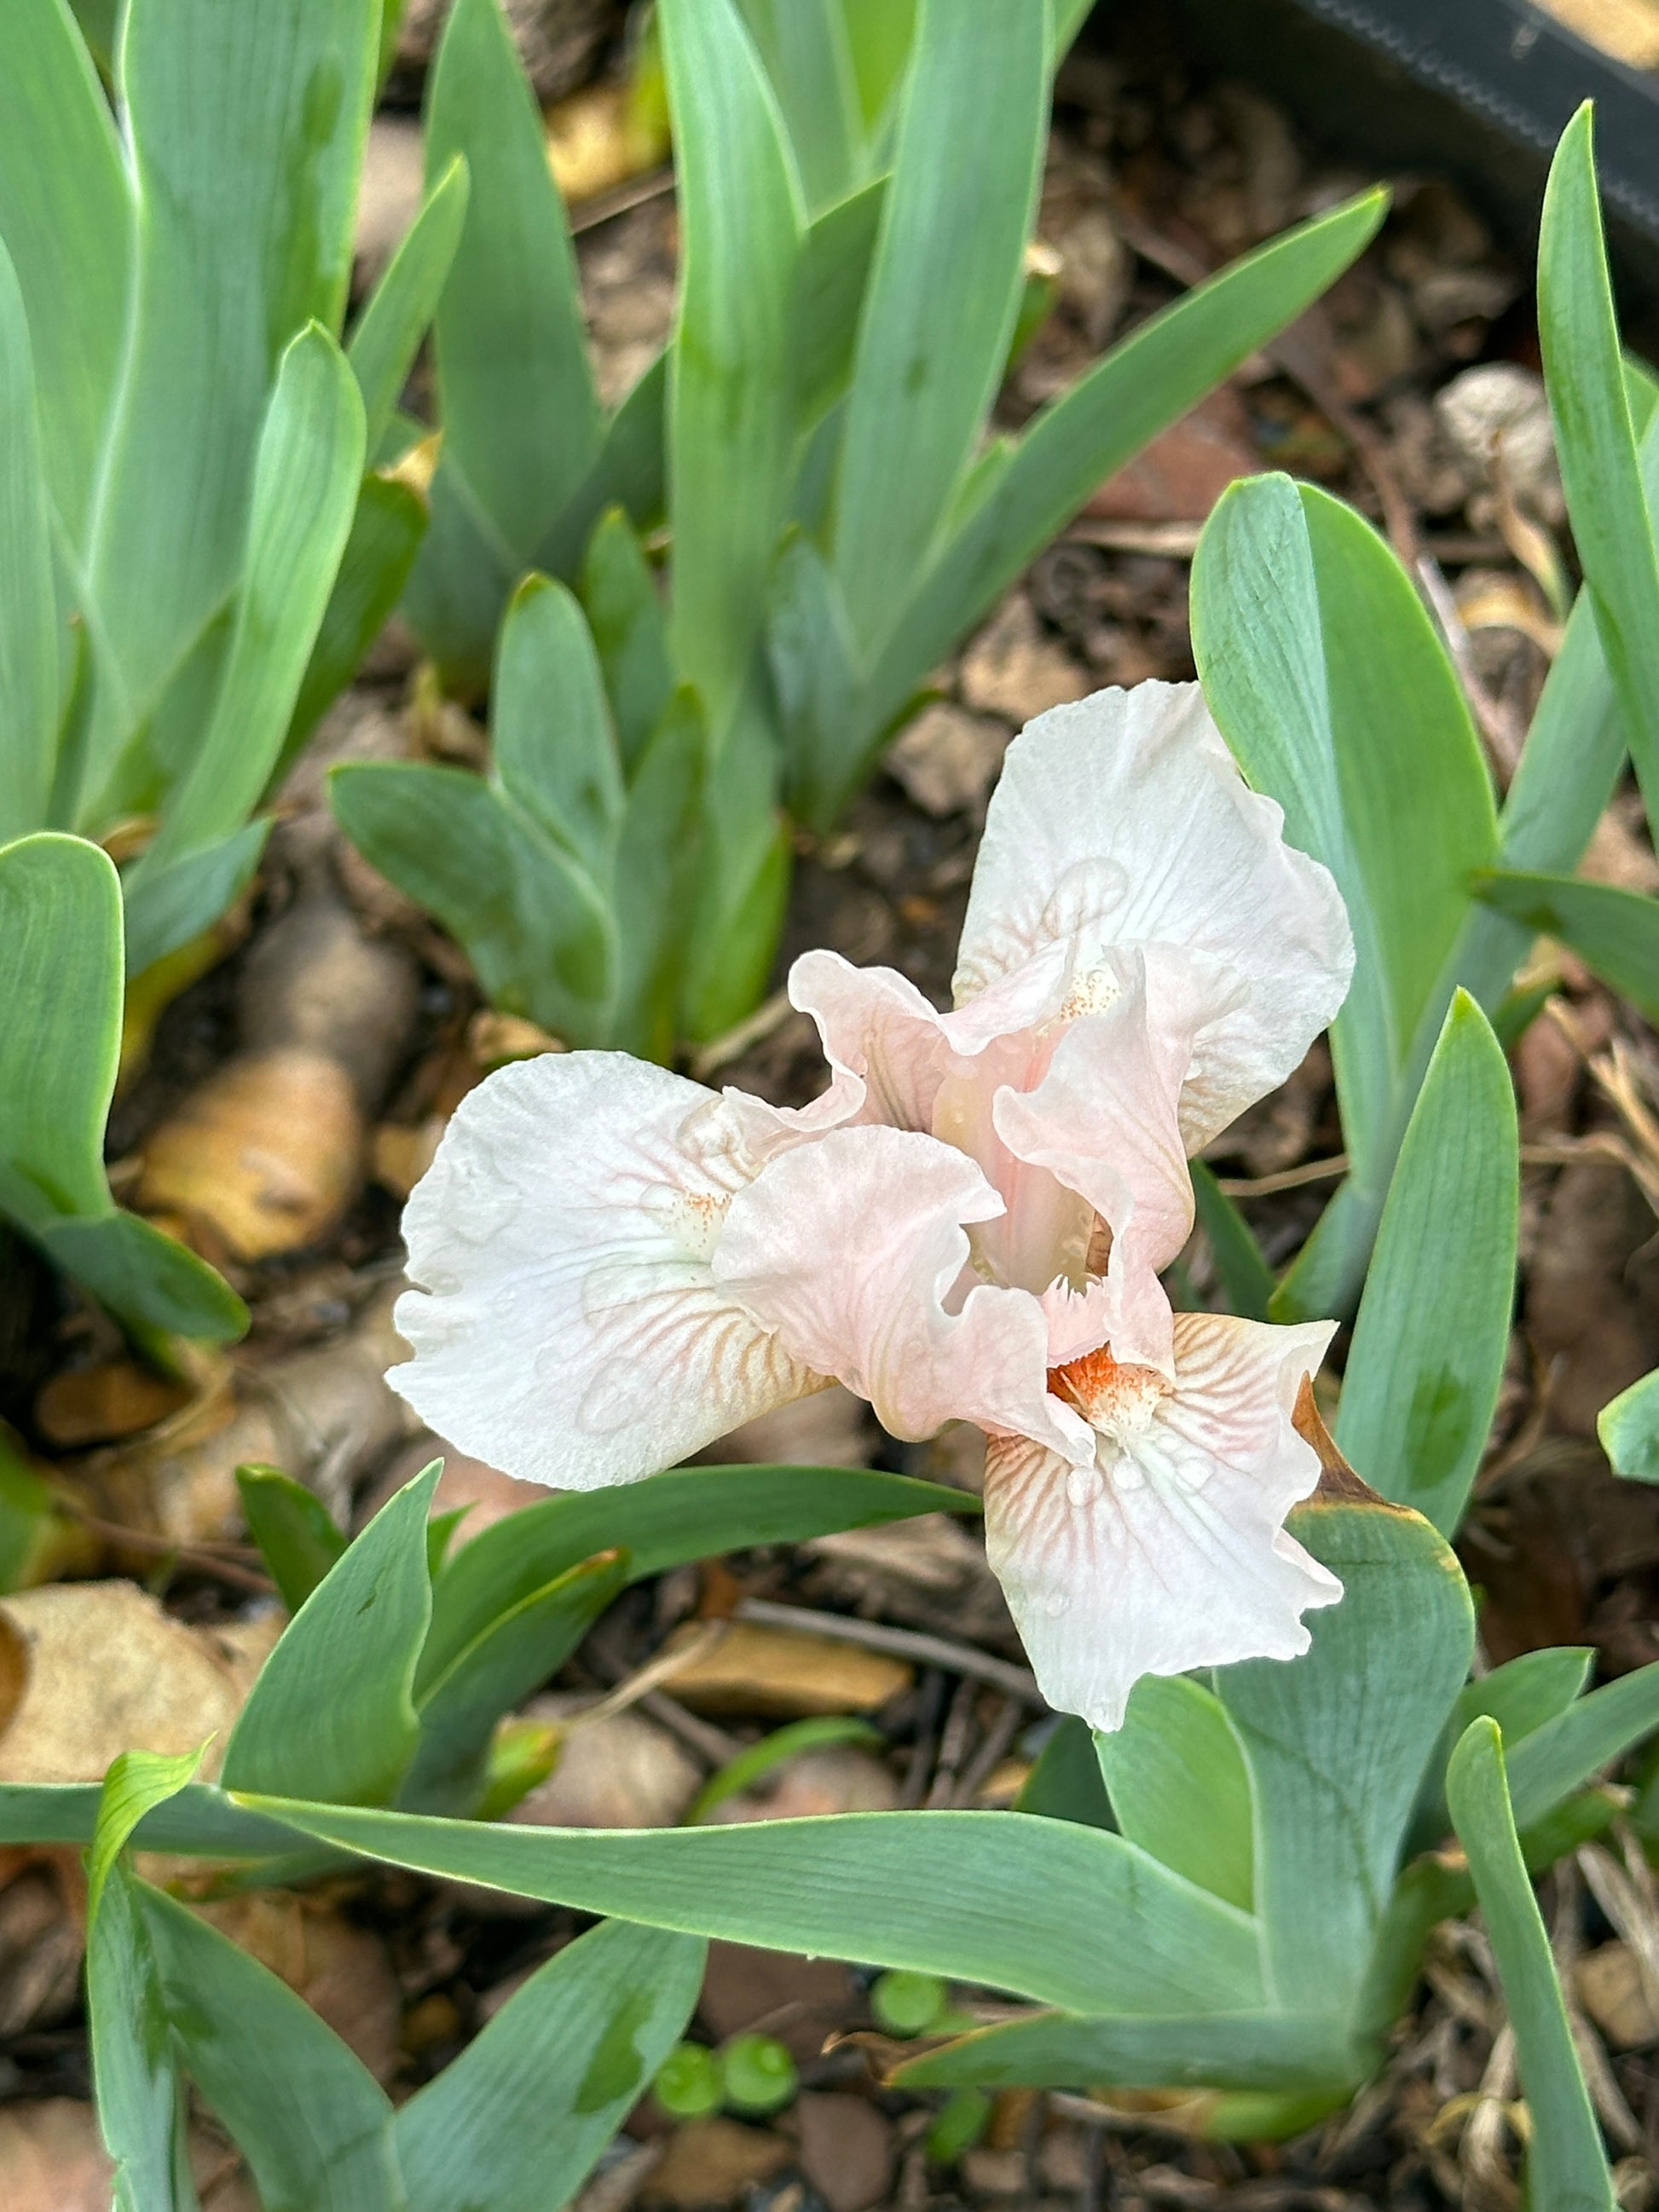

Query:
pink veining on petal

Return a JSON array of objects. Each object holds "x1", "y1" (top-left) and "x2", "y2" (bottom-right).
[
  {"x1": 985, "y1": 1314, "x2": 1343, "y2": 1730},
  {"x1": 390, "y1": 1052, "x2": 823, "y2": 1493}
]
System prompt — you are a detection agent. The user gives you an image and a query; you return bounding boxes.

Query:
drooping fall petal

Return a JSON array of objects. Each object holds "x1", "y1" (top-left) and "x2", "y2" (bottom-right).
[
  {"x1": 982, "y1": 1314, "x2": 1341, "y2": 1730},
  {"x1": 954, "y1": 682, "x2": 1352, "y2": 1146},
  {"x1": 712, "y1": 1124, "x2": 1093, "y2": 1464},
  {"x1": 394, "y1": 1053, "x2": 821, "y2": 1488}
]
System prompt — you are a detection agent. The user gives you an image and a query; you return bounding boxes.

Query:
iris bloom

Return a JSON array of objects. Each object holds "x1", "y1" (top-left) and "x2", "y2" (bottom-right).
[{"x1": 394, "y1": 683, "x2": 1354, "y2": 1729}]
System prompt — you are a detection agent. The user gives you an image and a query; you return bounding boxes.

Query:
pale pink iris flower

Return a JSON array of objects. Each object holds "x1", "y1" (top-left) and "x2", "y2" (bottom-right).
[{"x1": 392, "y1": 683, "x2": 1355, "y2": 1730}]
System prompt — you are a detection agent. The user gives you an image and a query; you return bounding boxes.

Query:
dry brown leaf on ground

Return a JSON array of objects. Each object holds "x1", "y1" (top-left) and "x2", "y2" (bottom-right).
[
  {"x1": 1525, "y1": 1162, "x2": 1659, "y2": 1437},
  {"x1": 1435, "y1": 363, "x2": 1564, "y2": 525},
  {"x1": 570, "y1": 2141, "x2": 664, "y2": 2212},
  {"x1": 190, "y1": 1891, "x2": 403, "y2": 2084},
  {"x1": 0, "y1": 1852, "x2": 86, "y2": 2037},
  {"x1": 546, "y1": 80, "x2": 667, "y2": 205},
  {"x1": 642, "y1": 2116, "x2": 792, "y2": 2211},
  {"x1": 1576, "y1": 1943, "x2": 1659, "y2": 2051},
  {"x1": 706, "y1": 1385, "x2": 876, "y2": 1472},
  {"x1": 135, "y1": 876, "x2": 421, "y2": 1264},
  {"x1": 1086, "y1": 386, "x2": 1260, "y2": 525},
  {"x1": 84, "y1": 1280, "x2": 415, "y2": 1543},
  {"x1": 0, "y1": 1580, "x2": 269, "y2": 1785},
  {"x1": 508, "y1": 1696, "x2": 702, "y2": 1830},
  {"x1": 700, "y1": 1940, "x2": 859, "y2": 2064},
  {"x1": 957, "y1": 592, "x2": 1091, "y2": 723},
  {"x1": 662, "y1": 1621, "x2": 912, "y2": 1719},
  {"x1": 0, "y1": 2100, "x2": 257, "y2": 2212},
  {"x1": 34, "y1": 1357, "x2": 195, "y2": 1450},
  {"x1": 393, "y1": 0, "x2": 611, "y2": 101}
]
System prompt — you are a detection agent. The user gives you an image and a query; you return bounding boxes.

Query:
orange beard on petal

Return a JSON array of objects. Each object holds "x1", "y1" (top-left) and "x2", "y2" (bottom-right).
[{"x1": 1046, "y1": 1343, "x2": 1171, "y2": 1427}]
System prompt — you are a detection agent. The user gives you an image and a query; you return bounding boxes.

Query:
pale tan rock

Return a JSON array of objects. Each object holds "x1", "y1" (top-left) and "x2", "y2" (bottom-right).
[
  {"x1": 885, "y1": 703, "x2": 1011, "y2": 819},
  {"x1": 354, "y1": 115, "x2": 425, "y2": 286},
  {"x1": 643, "y1": 2117, "x2": 791, "y2": 2209},
  {"x1": 199, "y1": 1612, "x2": 286, "y2": 1705},
  {"x1": 1038, "y1": 2124, "x2": 1092, "y2": 2192},
  {"x1": 0, "y1": 2102, "x2": 258, "y2": 2212},
  {"x1": 0, "y1": 1582, "x2": 251, "y2": 1785},
  {"x1": 663, "y1": 1621, "x2": 910, "y2": 1718},
  {"x1": 137, "y1": 1048, "x2": 363, "y2": 1262},
  {"x1": 0, "y1": 2099, "x2": 114, "y2": 2212},
  {"x1": 708, "y1": 1745, "x2": 899, "y2": 1825},
  {"x1": 962, "y1": 2146, "x2": 1031, "y2": 2197},
  {"x1": 796, "y1": 2092, "x2": 895, "y2": 2212},
  {"x1": 509, "y1": 1701, "x2": 701, "y2": 1830},
  {"x1": 1582, "y1": 803, "x2": 1659, "y2": 898},
  {"x1": 1577, "y1": 1942, "x2": 1659, "y2": 2049},
  {"x1": 958, "y1": 594, "x2": 1090, "y2": 724},
  {"x1": 35, "y1": 1360, "x2": 192, "y2": 1448},
  {"x1": 1436, "y1": 363, "x2": 1564, "y2": 523}
]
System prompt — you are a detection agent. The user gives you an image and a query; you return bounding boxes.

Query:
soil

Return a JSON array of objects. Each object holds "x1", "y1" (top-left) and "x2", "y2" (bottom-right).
[{"x1": 5, "y1": 9, "x2": 1659, "y2": 2211}]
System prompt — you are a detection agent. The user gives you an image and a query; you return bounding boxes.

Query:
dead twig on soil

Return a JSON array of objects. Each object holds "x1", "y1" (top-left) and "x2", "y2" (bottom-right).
[
  {"x1": 922, "y1": 1673, "x2": 979, "y2": 1808},
  {"x1": 1416, "y1": 553, "x2": 1528, "y2": 782},
  {"x1": 568, "y1": 165, "x2": 674, "y2": 234},
  {"x1": 1216, "y1": 1153, "x2": 1349, "y2": 1198},
  {"x1": 952, "y1": 1692, "x2": 1025, "y2": 1808},
  {"x1": 687, "y1": 989, "x2": 795, "y2": 1083},
  {"x1": 59, "y1": 1504, "x2": 276, "y2": 1596},
  {"x1": 575, "y1": 1626, "x2": 743, "y2": 1768},
  {"x1": 735, "y1": 1596, "x2": 1044, "y2": 1704}
]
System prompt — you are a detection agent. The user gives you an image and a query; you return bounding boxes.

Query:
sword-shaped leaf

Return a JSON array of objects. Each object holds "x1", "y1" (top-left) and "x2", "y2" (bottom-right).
[{"x1": 1448, "y1": 1719, "x2": 1616, "y2": 2212}]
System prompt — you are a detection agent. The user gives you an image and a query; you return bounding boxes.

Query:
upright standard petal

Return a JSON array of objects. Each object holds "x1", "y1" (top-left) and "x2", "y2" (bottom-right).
[
  {"x1": 394, "y1": 1053, "x2": 822, "y2": 1490},
  {"x1": 955, "y1": 683, "x2": 1353, "y2": 1146},
  {"x1": 983, "y1": 1314, "x2": 1341, "y2": 1730},
  {"x1": 712, "y1": 1124, "x2": 1092, "y2": 1464},
  {"x1": 785, "y1": 949, "x2": 950, "y2": 1133},
  {"x1": 992, "y1": 950, "x2": 1213, "y2": 1368},
  {"x1": 783, "y1": 943, "x2": 1072, "y2": 1141}
]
